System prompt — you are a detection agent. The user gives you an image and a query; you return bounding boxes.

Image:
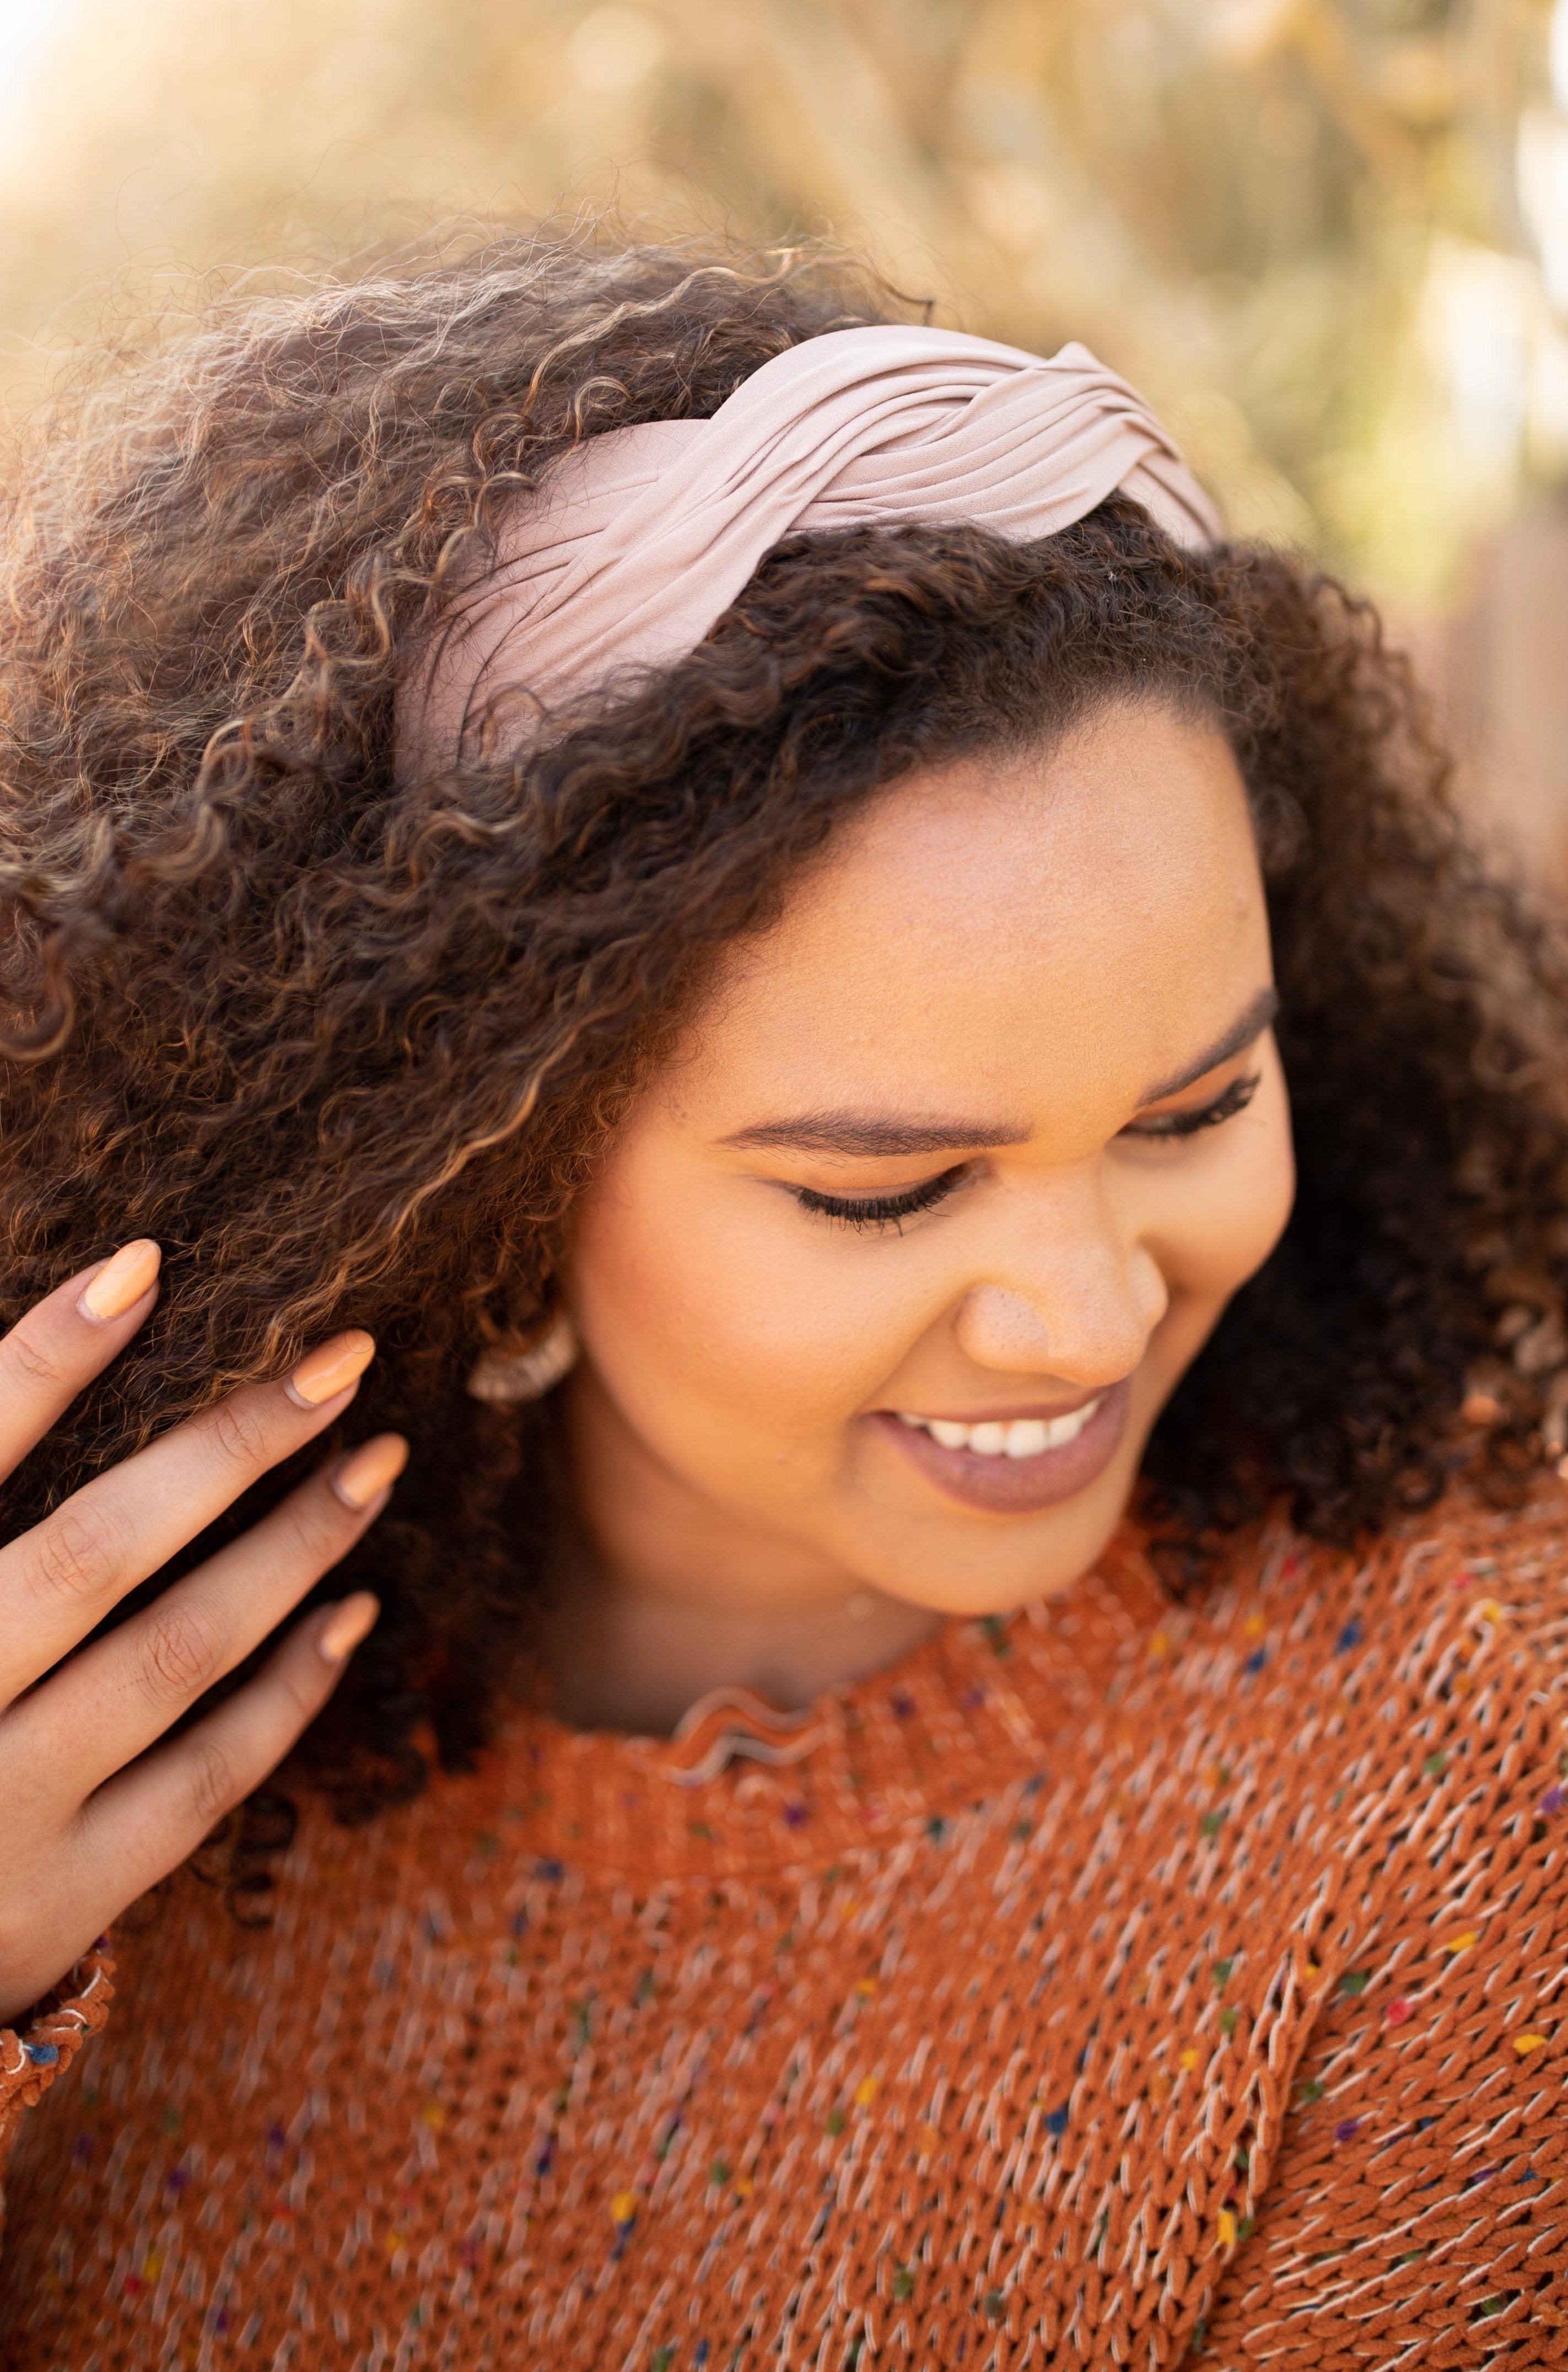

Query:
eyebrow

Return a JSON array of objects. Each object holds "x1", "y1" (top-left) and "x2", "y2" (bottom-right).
[
  {"x1": 721, "y1": 1111, "x2": 1030, "y2": 1157},
  {"x1": 1137, "y1": 984, "x2": 1279, "y2": 1104},
  {"x1": 719, "y1": 983, "x2": 1279, "y2": 1159}
]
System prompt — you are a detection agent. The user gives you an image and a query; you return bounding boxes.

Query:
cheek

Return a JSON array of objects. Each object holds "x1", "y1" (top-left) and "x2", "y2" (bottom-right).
[
  {"x1": 567, "y1": 1145, "x2": 922, "y2": 1438},
  {"x1": 1154, "y1": 1098, "x2": 1295, "y2": 1310}
]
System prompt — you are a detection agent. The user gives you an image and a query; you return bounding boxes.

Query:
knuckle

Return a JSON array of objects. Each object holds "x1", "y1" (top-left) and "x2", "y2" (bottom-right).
[
  {"x1": 279, "y1": 1648, "x2": 332, "y2": 1727},
  {"x1": 275, "y1": 1668, "x2": 316, "y2": 1729},
  {"x1": 187, "y1": 1737, "x2": 240, "y2": 1831},
  {"x1": 255, "y1": 1634, "x2": 333, "y2": 1739},
  {"x1": 4, "y1": 1325, "x2": 64, "y2": 1392},
  {"x1": 209, "y1": 1395, "x2": 272, "y2": 1475},
  {"x1": 284, "y1": 1494, "x2": 352, "y2": 1572},
  {"x1": 32, "y1": 1503, "x2": 121, "y2": 1604},
  {"x1": 138, "y1": 1604, "x2": 222, "y2": 1703}
]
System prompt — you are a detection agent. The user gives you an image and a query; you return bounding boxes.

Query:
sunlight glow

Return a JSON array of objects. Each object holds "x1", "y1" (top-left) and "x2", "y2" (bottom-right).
[{"x1": 0, "y1": 0, "x2": 79, "y2": 137}]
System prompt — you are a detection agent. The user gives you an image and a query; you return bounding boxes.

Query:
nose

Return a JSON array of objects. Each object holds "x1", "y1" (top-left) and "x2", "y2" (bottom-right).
[{"x1": 952, "y1": 1201, "x2": 1167, "y2": 1385}]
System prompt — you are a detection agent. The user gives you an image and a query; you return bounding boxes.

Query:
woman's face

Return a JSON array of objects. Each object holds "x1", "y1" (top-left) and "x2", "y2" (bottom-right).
[{"x1": 563, "y1": 700, "x2": 1294, "y2": 1623}]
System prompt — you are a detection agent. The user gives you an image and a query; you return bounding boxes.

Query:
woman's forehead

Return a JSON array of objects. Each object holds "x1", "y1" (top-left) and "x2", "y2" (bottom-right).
[{"x1": 667, "y1": 704, "x2": 1271, "y2": 1139}]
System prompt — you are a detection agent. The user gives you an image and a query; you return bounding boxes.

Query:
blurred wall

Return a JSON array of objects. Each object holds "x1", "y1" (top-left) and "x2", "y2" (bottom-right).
[{"x1": 0, "y1": 0, "x2": 1564, "y2": 873}]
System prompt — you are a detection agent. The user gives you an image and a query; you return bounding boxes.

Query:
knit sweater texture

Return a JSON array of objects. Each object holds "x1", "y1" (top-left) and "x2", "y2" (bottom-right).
[{"x1": 3, "y1": 1484, "x2": 1568, "y2": 2370}]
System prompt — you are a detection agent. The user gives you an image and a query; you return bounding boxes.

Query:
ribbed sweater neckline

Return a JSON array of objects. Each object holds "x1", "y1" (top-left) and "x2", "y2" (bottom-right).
[{"x1": 482, "y1": 1518, "x2": 1173, "y2": 1886}]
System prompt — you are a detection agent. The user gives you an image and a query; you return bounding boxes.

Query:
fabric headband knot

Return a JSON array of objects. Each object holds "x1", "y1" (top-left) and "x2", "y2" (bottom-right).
[{"x1": 400, "y1": 325, "x2": 1222, "y2": 771}]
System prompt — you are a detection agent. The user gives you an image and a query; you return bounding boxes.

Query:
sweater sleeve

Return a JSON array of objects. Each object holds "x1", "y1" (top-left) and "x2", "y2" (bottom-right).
[
  {"x1": 1199, "y1": 1989, "x2": 1568, "y2": 2364},
  {"x1": 0, "y1": 1945, "x2": 114, "y2": 2242},
  {"x1": 1199, "y1": 1513, "x2": 1568, "y2": 2365}
]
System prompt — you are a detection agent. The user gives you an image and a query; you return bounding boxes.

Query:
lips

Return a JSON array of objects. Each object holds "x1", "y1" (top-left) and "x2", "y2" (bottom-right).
[{"x1": 871, "y1": 1379, "x2": 1130, "y2": 1514}]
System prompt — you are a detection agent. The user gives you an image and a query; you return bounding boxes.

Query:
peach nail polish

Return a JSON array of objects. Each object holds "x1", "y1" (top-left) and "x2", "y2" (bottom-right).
[
  {"x1": 333, "y1": 1434, "x2": 408, "y2": 1511},
  {"x1": 79, "y1": 1239, "x2": 162, "y2": 1322},
  {"x1": 286, "y1": 1330, "x2": 375, "y2": 1408},
  {"x1": 318, "y1": 1593, "x2": 380, "y2": 1664}
]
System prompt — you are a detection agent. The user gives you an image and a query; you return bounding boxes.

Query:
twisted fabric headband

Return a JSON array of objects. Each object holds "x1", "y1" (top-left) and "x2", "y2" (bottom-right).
[{"x1": 401, "y1": 325, "x2": 1222, "y2": 771}]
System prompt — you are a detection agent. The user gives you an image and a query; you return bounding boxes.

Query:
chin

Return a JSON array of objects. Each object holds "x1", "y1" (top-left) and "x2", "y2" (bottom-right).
[{"x1": 845, "y1": 1441, "x2": 1147, "y2": 1621}]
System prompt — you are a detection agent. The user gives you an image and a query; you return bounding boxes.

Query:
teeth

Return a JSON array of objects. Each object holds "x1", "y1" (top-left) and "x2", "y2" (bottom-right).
[{"x1": 896, "y1": 1399, "x2": 1103, "y2": 1457}]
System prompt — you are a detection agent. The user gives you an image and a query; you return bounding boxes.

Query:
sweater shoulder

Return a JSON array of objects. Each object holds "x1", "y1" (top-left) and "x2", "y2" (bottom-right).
[
  {"x1": 1343, "y1": 1473, "x2": 1568, "y2": 1668},
  {"x1": 1192, "y1": 1472, "x2": 1568, "y2": 1669},
  {"x1": 1123, "y1": 1476, "x2": 1568, "y2": 1843}
]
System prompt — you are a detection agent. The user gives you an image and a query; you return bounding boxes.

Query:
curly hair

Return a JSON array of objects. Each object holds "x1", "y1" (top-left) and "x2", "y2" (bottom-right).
[{"x1": 3, "y1": 226, "x2": 1566, "y2": 1816}]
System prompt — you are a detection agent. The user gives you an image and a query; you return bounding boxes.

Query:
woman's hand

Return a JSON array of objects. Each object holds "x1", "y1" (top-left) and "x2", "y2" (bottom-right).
[{"x1": 0, "y1": 1242, "x2": 406, "y2": 2028}]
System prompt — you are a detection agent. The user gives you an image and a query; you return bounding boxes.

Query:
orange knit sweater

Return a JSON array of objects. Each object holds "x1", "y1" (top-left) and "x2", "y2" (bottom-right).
[{"x1": 4, "y1": 1484, "x2": 1568, "y2": 2370}]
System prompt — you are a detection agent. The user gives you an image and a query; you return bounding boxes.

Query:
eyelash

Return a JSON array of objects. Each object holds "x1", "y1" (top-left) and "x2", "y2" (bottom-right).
[
  {"x1": 794, "y1": 1166, "x2": 966, "y2": 1233},
  {"x1": 792, "y1": 1073, "x2": 1263, "y2": 1232},
  {"x1": 1127, "y1": 1070, "x2": 1262, "y2": 1141}
]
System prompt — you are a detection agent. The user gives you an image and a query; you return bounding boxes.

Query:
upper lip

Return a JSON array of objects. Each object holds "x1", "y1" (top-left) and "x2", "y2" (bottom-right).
[{"x1": 877, "y1": 1385, "x2": 1114, "y2": 1424}]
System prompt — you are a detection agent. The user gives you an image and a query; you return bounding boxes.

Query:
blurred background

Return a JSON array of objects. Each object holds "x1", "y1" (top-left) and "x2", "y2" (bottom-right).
[{"x1": 0, "y1": 0, "x2": 1564, "y2": 876}]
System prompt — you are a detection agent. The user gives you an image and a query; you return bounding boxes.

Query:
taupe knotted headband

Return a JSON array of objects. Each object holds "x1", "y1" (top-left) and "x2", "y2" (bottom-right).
[{"x1": 400, "y1": 325, "x2": 1222, "y2": 771}]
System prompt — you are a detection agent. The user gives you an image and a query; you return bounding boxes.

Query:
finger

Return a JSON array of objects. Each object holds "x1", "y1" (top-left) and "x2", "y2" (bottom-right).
[
  {"x1": 6, "y1": 1436, "x2": 407, "y2": 1808},
  {"x1": 0, "y1": 1241, "x2": 162, "y2": 1486},
  {"x1": 0, "y1": 1329, "x2": 377, "y2": 1706},
  {"x1": 62, "y1": 1593, "x2": 381, "y2": 1978}
]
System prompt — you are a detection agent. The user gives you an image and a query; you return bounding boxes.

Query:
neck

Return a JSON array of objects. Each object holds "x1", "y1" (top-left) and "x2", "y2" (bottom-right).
[{"x1": 540, "y1": 1365, "x2": 940, "y2": 1734}]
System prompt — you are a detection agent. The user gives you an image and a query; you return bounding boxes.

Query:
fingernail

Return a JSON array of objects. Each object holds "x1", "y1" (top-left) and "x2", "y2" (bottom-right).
[
  {"x1": 318, "y1": 1592, "x2": 380, "y2": 1664},
  {"x1": 79, "y1": 1239, "x2": 163, "y2": 1322},
  {"x1": 286, "y1": 1330, "x2": 375, "y2": 1408},
  {"x1": 333, "y1": 1434, "x2": 408, "y2": 1511}
]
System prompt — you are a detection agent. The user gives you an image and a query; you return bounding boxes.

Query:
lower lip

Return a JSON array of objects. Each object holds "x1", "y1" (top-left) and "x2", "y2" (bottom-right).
[{"x1": 871, "y1": 1381, "x2": 1130, "y2": 1515}]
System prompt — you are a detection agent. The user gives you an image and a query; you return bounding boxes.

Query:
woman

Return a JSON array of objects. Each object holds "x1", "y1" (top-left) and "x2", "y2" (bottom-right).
[{"x1": 1, "y1": 232, "x2": 1566, "y2": 2366}]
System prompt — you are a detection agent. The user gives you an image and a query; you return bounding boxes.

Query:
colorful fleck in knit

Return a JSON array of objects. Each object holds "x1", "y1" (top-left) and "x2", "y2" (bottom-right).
[{"x1": 5, "y1": 1483, "x2": 1568, "y2": 2369}]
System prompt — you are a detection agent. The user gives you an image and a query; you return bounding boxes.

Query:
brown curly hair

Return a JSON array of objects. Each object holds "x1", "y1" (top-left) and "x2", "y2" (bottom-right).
[{"x1": 3, "y1": 227, "x2": 1567, "y2": 1815}]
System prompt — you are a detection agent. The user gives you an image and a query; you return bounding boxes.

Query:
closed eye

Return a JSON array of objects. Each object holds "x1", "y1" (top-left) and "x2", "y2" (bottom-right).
[
  {"x1": 792, "y1": 1165, "x2": 969, "y2": 1233},
  {"x1": 1123, "y1": 1072, "x2": 1261, "y2": 1140},
  {"x1": 790, "y1": 1072, "x2": 1261, "y2": 1229}
]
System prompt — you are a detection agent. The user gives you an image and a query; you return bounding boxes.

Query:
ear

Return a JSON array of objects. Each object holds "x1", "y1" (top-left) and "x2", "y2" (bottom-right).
[{"x1": 466, "y1": 1309, "x2": 580, "y2": 1404}]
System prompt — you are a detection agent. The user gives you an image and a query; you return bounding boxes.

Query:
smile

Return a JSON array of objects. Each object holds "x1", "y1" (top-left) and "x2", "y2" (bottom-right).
[
  {"x1": 871, "y1": 1382, "x2": 1130, "y2": 1515},
  {"x1": 895, "y1": 1400, "x2": 1103, "y2": 1457}
]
